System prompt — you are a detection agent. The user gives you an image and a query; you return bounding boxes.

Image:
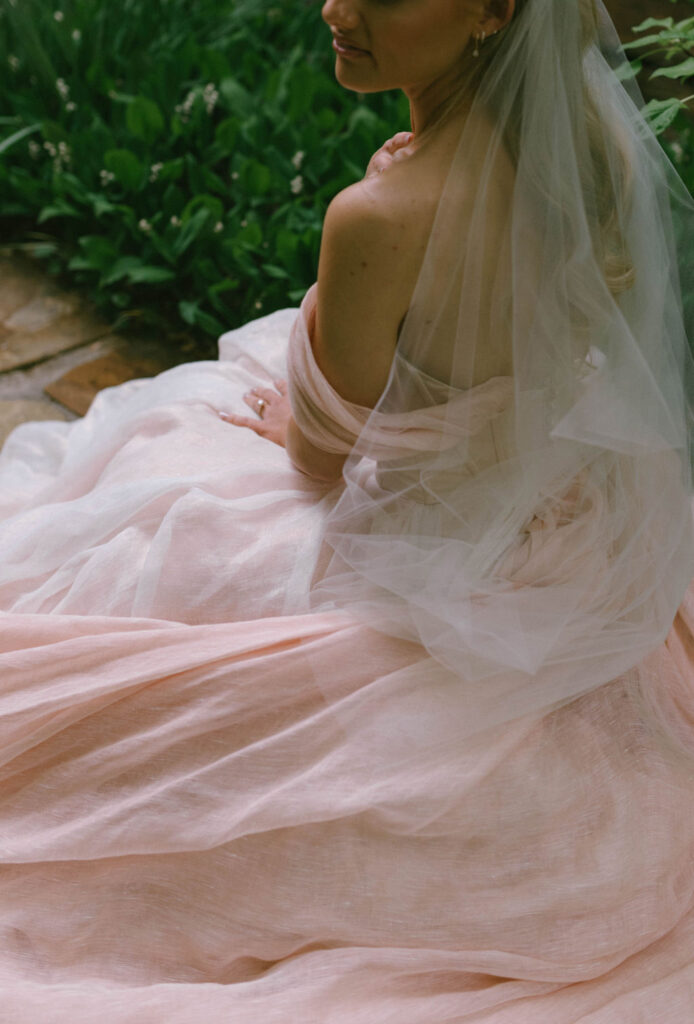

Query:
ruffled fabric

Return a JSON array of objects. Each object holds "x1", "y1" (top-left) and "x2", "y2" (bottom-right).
[
  {"x1": 288, "y1": 283, "x2": 516, "y2": 463},
  {"x1": 0, "y1": 297, "x2": 692, "y2": 1022}
]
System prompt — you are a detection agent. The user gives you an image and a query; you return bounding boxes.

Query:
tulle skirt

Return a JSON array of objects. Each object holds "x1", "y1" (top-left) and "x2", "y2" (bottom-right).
[{"x1": 0, "y1": 307, "x2": 693, "y2": 1022}]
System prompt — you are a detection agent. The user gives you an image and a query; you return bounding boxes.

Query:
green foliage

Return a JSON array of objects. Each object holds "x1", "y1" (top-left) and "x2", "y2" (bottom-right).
[
  {"x1": 0, "y1": 0, "x2": 692, "y2": 350},
  {"x1": 0, "y1": 0, "x2": 407, "y2": 346},
  {"x1": 621, "y1": 0, "x2": 694, "y2": 195}
]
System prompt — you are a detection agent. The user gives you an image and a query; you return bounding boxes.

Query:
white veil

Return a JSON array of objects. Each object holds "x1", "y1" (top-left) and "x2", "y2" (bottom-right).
[{"x1": 306, "y1": 0, "x2": 694, "y2": 742}]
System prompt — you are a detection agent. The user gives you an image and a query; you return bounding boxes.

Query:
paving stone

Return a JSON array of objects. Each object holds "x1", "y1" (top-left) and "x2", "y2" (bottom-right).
[
  {"x1": 0, "y1": 337, "x2": 117, "y2": 404},
  {"x1": 0, "y1": 306, "x2": 113, "y2": 373},
  {"x1": 4, "y1": 292, "x2": 79, "y2": 332},
  {"x1": 44, "y1": 349, "x2": 174, "y2": 416},
  {"x1": 0, "y1": 255, "x2": 46, "y2": 322},
  {"x1": 0, "y1": 399, "x2": 68, "y2": 448}
]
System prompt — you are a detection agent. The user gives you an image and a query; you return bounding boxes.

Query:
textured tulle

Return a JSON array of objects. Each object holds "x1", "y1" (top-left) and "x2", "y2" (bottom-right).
[
  {"x1": 0, "y1": 296, "x2": 693, "y2": 1020},
  {"x1": 309, "y1": 0, "x2": 694, "y2": 743}
]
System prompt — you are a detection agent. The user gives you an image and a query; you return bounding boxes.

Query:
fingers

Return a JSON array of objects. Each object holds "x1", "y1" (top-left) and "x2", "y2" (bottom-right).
[
  {"x1": 248, "y1": 386, "x2": 275, "y2": 402},
  {"x1": 248, "y1": 381, "x2": 288, "y2": 398},
  {"x1": 218, "y1": 411, "x2": 266, "y2": 435},
  {"x1": 243, "y1": 392, "x2": 267, "y2": 412},
  {"x1": 385, "y1": 132, "x2": 414, "y2": 152}
]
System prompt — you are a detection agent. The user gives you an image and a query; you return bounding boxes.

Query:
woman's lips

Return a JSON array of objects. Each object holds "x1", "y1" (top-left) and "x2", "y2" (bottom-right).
[{"x1": 332, "y1": 37, "x2": 371, "y2": 60}]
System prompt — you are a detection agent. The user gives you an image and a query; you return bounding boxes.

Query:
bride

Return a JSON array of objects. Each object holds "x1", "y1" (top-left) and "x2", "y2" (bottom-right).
[{"x1": 1, "y1": 1, "x2": 694, "y2": 1020}]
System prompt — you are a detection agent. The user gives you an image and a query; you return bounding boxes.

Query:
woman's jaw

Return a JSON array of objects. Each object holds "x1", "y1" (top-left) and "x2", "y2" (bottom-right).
[{"x1": 321, "y1": 0, "x2": 509, "y2": 134}]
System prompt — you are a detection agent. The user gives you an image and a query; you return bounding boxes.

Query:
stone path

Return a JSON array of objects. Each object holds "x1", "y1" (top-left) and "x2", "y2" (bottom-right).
[{"x1": 0, "y1": 250, "x2": 191, "y2": 448}]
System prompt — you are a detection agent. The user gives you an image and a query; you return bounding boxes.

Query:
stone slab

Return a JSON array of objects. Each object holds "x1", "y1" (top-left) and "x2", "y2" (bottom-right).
[
  {"x1": 44, "y1": 350, "x2": 174, "y2": 416},
  {"x1": 0, "y1": 255, "x2": 47, "y2": 323},
  {"x1": 0, "y1": 399, "x2": 69, "y2": 448},
  {"x1": 0, "y1": 337, "x2": 117, "y2": 404},
  {"x1": 0, "y1": 307, "x2": 113, "y2": 373}
]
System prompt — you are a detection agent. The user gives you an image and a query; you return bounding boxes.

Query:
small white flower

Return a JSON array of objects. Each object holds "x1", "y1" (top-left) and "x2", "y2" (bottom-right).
[
  {"x1": 43, "y1": 141, "x2": 57, "y2": 156},
  {"x1": 240, "y1": 219, "x2": 248, "y2": 228},
  {"x1": 670, "y1": 141, "x2": 684, "y2": 162},
  {"x1": 8, "y1": 55, "x2": 19, "y2": 71},
  {"x1": 138, "y1": 218, "x2": 152, "y2": 233},
  {"x1": 65, "y1": 101, "x2": 76, "y2": 112},
  {"x1": 100, "y1": 169, "x2": 115, "y2": 185},
  {"x1": 290, "y1": 174, "x2": 304, "y2": 195},
  {"x1": 254, "y1": 301, "x2": 263, "y2": 309},
  {"x1": 214, "y1": 221, "x2": 224, "y2": 233},
  {"x1": 231, "y1": 172, "x2": 239, "y2": 181},
  {"x1": 170, "y1": 215, "x2": 182, "y2": 227},
  {"x1": 71, "y1": 29, "x2": 81, "y2": 42},
  {"x1": 149, "y1": 162, "x2": 164, "y2": 183},
  {"x1": 55, "y1": 77, "x2": 69, "y2": 99},
  {"x1": 291, "y1": 150, "x2": 305, "y2": 170},
  {"x1": 28, "y1": 140, "x2": 40, "y2": 157},
  {"x1": 53, "y1": 10, "x2": 64, "y2": 22},
  {"x1": 203, "y1": 83, "x2": 219, "y2": 114}
]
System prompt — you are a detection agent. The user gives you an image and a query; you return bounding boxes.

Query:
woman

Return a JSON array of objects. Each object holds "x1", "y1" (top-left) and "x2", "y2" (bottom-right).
[{"x1": 1, "y1": 1, "x2": 693, "y2": 1020}]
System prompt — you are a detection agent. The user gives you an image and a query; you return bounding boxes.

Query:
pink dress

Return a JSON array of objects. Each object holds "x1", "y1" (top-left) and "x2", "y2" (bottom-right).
[{"x1": 0, "y1": 285, "x2": 693, "y2": 1022}]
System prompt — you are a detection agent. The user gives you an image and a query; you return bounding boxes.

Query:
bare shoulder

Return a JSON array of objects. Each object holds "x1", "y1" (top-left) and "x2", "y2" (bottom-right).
[{"x1": 314, "y1": 174, "x2": 433, "y2": 407}]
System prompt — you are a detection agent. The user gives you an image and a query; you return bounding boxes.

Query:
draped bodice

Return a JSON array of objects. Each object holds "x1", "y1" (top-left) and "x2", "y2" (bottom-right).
[{"x1": 287, "y1": 284, "x2": 516, "y2": 502}]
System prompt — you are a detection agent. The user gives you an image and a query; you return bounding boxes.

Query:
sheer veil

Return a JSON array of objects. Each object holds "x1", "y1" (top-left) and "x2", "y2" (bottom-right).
[{"x1": 306, "y1": 0, "x2": 694, "y2": 747}]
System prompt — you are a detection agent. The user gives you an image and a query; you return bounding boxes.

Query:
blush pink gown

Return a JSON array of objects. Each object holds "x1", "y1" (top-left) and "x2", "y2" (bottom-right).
[{"x1": 0, "y1": 286, "x2": 693, "y2": 1023}]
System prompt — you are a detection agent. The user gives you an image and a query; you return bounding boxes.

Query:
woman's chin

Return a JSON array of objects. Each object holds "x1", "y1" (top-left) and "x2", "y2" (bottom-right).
[{"x1": 334, "y1": 66, "x2": 386, "y2": 95}]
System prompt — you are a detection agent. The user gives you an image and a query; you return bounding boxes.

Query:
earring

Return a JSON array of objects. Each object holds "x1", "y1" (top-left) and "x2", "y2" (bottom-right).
[{"x1": 472, "y1": 30, "x2": 486, "y2": 58}]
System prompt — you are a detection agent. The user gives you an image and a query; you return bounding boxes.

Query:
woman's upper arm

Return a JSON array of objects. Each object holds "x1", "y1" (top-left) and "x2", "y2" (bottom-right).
[{"x1": 313, "y1": 183, "x2": 409, "y2": 408}]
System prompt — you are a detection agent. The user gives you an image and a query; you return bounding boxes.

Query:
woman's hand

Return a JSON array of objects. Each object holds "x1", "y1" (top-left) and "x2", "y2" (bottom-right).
[
  {"x1": 364, "y1": 131, "x2": 415, "y2": 179},
  {"x1": 219, "y1": 380, "x2": 291, "y2": 448}
]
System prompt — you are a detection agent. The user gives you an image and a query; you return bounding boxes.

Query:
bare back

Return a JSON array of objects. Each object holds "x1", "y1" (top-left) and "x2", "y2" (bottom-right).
[{"x1": 313, "y1": 108, "x2": 517, "y2": 407}]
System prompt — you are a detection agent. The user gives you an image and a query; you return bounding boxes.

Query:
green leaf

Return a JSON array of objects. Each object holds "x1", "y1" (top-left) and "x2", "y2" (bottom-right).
[
  {"x1": 180, "y1": 298, "x2": 225, "y2": 335},
  {"x1": 191, "y1": 308, "x2": 225, "y2": 336},
  {"x1": 41, "y1": 120, "x2": 68, "y2": 145},
  {"x1": 90, "y1": 195, "x2": 120, "y2": 217},
  {"x1": 219, "y1": 77, "x2": 254, "y2": 118},
  {"x1": 29, "y1": 243, "x2": 59, "y2": 259},
  {"x1": 642, "y1": 97, "x2": 684, "y2": 135},
  {"x1": 127, "y1": 265, "x2": 177, "y2": 284},
  {"x1": 235, "y1": 221, "x2": 263, "y2": 248},
  {"x1": 614, "y1": 59, "x2": 643, "y2": 82},
  {"x1": 75, "y1": 234, "x2": 119, "y2": 271},
  {"x1": 37, "y1": 200, "x2": 80, "y2": 222},
  {"x1": 632, "y1": 17, "x2": 675, "y2": 32},
  {"x1": 240, "y1": 159, "x2": 272, "y2": 196},
  {"x1": 104, "y1": 148, "x2": 144, "y2": 191},
  {"x1": 651, "y1": 57, "x2": 694, "y2": 81},
  {"x1": 173, "y1": 207, "x2": 212, "y2": 256},
  {"x1": 275, "y1": 228, "x2": 299, "y2": 265},
  {"x1": 126, "y1": 97, "x2": 165, "y2": 144},
  {"x1": 0, "y1": 122, "x2": 41, "y2": 156},
  {"x1": 100, "y1": 256, "x2": 145, "y2": 286},
  {"x1": 181, "y1": 193, "x2": 225, "y2": 224},
  {"x1": 215, "y1": 117, "x2": 240, "y2": 153},
  {"x1": 179, "y1": 300, "x2": 199, "y2": 326},
  {"x1": 157, "y1": 157, "x2": 185, "y2": 183},
  {"x1": 262, "y1": 263, "x2": 290, "y2": 280}
]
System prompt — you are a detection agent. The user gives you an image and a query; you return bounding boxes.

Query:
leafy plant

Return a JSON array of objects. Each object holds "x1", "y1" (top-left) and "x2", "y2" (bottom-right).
[
  {"x1": 1, "y1": 0, "x2": 692, "y2": 354},
  {"x1": 620, "y1": 1, "x2": 694, "y2": 187},
  {"x1": 0, "y1": 0, "x2": 407, "y2": 351}
]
